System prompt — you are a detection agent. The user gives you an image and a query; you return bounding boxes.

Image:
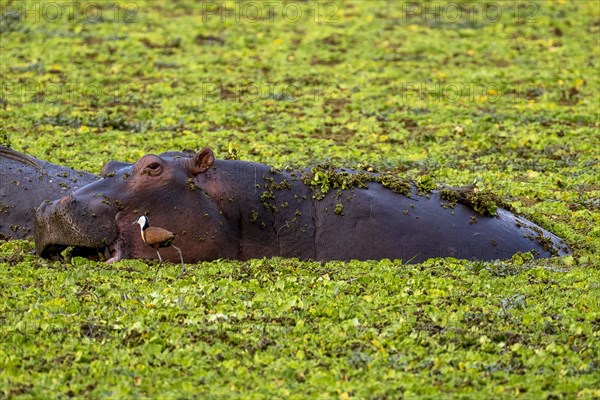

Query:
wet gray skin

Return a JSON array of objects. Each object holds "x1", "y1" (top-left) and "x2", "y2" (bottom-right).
[
  {"x1": 0, "y1": 146, "x2": 98, "y2": 240},
  {"x1": 35, "y1": 147, "x2": 572, "y2": 263}
]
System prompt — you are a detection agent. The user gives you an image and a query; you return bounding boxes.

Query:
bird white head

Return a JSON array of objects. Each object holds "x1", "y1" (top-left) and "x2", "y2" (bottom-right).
[{"x1": 133, "y1": 215, "x2": 149, "y2": 230}]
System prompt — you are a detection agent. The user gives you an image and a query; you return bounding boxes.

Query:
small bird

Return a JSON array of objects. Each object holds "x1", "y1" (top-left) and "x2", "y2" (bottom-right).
[{"x1": 133, "y1": 215, "x2": 185, "y2": 276}]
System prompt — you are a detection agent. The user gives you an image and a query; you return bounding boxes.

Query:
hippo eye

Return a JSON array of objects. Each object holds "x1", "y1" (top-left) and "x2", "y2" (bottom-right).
[{"x1": 142, "y1": 161, "x2": 162, "y2": 176}]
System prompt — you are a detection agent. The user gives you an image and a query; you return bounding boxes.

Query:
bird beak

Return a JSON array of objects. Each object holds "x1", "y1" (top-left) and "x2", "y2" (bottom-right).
[{"x1": 131, "y1": 221, "x2": 137, "y2": 225}]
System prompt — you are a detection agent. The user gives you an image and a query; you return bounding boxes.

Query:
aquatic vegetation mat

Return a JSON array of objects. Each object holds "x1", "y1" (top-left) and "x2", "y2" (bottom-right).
[{"x1": 1, "y1": 0, "x2": 598, "y2": 398}]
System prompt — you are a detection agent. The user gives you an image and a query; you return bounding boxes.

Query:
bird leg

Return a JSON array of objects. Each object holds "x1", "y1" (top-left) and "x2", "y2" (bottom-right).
[
  {"x1": 173, "y1": 245, "x2": 186, "y2": 278},
  {"x1": 155, "y1": 250, "x2": 163, "y2": 281}
]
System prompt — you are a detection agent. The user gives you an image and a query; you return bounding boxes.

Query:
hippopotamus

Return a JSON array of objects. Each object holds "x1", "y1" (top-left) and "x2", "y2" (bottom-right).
[
  {"x1": 0, "y1": 146, "x2": 98, "y2": 240},
  {"x1": 34, "y1": 147, "x2": 571, "y2": 263}
]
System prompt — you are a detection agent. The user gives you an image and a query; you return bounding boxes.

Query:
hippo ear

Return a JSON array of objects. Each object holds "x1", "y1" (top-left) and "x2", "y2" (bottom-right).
[{"x1": 190, "y1": 147, "x2": 215, "y2": 175}]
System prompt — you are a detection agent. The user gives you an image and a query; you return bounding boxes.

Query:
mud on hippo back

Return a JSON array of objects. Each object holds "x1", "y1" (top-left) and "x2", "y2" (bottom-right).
[
  {"x1": 0, "y1": 146, "x2": 98, "y2": 240},
  {"x1": 35, "y1": 147, "x2": 571, "y2": 263}
]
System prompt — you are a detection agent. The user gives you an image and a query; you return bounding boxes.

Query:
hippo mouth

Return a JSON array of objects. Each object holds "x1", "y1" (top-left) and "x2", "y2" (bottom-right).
[
  {"x1": 39, "y1": 244, "x2": 107, "y2": 261},
  {"x1": 38, "y1": 238, "x2": 123, "y2": 262},
  {"x1": 35, "y1": 196, "x2": 122, "y2": 262}
]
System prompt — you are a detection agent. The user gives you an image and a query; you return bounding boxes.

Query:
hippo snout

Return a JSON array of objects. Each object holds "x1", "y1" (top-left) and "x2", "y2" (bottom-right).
[{"x1": 35, "y1": 194, "x2": 118, "y2": 259}]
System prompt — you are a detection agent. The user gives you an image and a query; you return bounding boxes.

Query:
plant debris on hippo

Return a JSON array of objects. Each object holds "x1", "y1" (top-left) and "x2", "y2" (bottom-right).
[
  {"x1": 0, "y1": 146, "x2": 98, "y2": 240},
  {"x1": 35, "y1": 147, "x2": 571, "y2": 263}
]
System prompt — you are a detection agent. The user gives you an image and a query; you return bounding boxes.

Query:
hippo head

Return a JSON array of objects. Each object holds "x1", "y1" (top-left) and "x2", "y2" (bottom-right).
[{"x1": 35, "y1": 147, "x2": 224, "y2": 262}]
